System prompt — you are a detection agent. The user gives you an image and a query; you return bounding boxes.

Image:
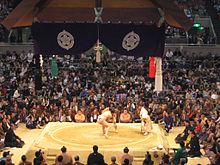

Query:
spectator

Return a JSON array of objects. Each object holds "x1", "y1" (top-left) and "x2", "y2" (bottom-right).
[
  {"x1": 175, "y1": 120, "x2": 193, "y2": 144},
  {"x1": 74, "y1": 110, "x2": 86, "y2": 123},
  {"x1": 120, "y1": 147, "x2": 133, "y2": 165},
  {"x1": 0, "y1": 47, "x2": 219, "y2": 165},
  {"x1": 188, "y1": 131, "x2": 202, "y2": 157},
  {"x1": 173, "y1": 142, "x2": 188, "y2": 165},
  {"x1": 110, "y1": 156, "x2": 119, "y2": 165},
  {"x1": 26, "y1": 115, "x2": 37, "y2": 129},
  {"x1": 87, "y1": 145, "x2": 107, "y2": 165},
  {"x1": 119, "y1": 109, "x2": 132, "y2": 123},
  {"x1": 122, "y1": 158, "x2": 129, "y2": 165},
  {"x1": 0, "y1": 151, "x2": 13, "y2": 164},
  {"x1": 143, "y1": 152, "x2": 154, "y2": 165},
  {"x1": 19, "y1": 155, "x2": 32, "y2": 165},
  {"x1": 33, "y1": 150, "x2": 46, "y2": 165},
  {"x1": 163, "y1": 111, "x2": 174, "y2": 133},
  {"x1": 165, "y1": 49, "x2": 173, "y2": 59},
  {"x1": 0, "y1": 119, "x2": 5, "y2": 149},
  {"x1": 53, "y1": 155, "x2": 63, "y2": 165},
  {"x1": 73, "y1": 155, "x2": 84, "y2": 165},
  {"x1": 159, "y1": 154, "x2": 170, "y2": 165},
  {"x1": 55, "y1": 146, "x2": 73, "y2": 165}
]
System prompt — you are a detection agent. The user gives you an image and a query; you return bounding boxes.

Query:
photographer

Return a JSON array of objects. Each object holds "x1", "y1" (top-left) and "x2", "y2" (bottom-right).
[{"x1": 0, "y1": 151, "x2": 14, "y2": 165}]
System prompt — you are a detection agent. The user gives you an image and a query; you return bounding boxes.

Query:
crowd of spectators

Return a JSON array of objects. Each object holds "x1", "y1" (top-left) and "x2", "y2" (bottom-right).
[
  {"x1": 0, "y1": 145, "x2": 135, "y2": 165},
  {"x1": 0, "y1": 0, "x2": 22, "y2": 42},
  {"x1": 0, "y1": 0, "x2": 21, "y2": 20},
  {"x1": 211, "y1": 0, "x2": 220, "y2": 19},
  {"x1": 165, "y1": 25, "x2": 216, "y2": 45},
  {"x1": 169, "y1": 0, "x2": 216, "y2": 45},
  {"x1": 175, "y1": 0, "x2": 208, "y2": 19},
  {"x1": 0, "y1": 48, "x2": 219, "y2": 164},
  {"x1": 0, "y1": 0, "x2": 11, "y2": 21}
]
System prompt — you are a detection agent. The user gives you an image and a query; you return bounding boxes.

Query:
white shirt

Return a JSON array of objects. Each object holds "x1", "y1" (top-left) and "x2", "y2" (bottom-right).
[
  {"x1": 27, "y1": 52, "x2": 34, "y2": 63},
  {"x1": 166, "y1": 50, "x2": 173, "y2": 58}
]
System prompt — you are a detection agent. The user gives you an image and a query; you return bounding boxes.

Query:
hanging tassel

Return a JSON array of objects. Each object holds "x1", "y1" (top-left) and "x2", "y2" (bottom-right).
[
  {"x1": 149, "y1": 56, "x2": 156, "y2": 78},
  {"x1": 96, "y1": 49, "x2": 101, "y2": 63},
  {"x1": 155, "y1": 57, "x2": 163, "y2": 91},
  {"x1": 94, "y1": 39, "x2": 102, "y2": 63},
  {"x1": 39, "y1": 54, "x2": 44, "y2": 73}
]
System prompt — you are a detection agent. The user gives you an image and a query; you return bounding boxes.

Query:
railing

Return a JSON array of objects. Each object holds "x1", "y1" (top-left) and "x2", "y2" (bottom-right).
[{"x1": 0, "y1": 43, "x2": 219, "y2": 56}]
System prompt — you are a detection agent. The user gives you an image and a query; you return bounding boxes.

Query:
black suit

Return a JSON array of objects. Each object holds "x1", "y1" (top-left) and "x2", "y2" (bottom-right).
[
  {"x1": 4, "y1": 128, "x2": 24, "y2": 148},
  {"x1": 188, "y1": 135, "x2": 201, "y2": 157},
  {"x1": 87, "y1": 152, "x2": 107, "y2": 165},
  {"x1": 175, "y1": 125, "x2": 193, "y2": 143},
  {"x1": 2, "y1": 122, "x2": 9, "y2": 132}
]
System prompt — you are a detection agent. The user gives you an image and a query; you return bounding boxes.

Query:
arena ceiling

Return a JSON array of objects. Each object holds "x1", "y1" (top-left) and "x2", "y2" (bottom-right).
[{"x1": 1, "y1": 0, "x2": 192, "y2": 30}]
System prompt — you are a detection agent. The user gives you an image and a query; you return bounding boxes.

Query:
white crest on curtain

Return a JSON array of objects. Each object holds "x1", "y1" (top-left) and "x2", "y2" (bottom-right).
[
  {"x1": 57, "y1": 30, "x2": 74, "y2": 50},
  {"x1": 122, "y1": 31, "x2": 140, "y2": 51}
]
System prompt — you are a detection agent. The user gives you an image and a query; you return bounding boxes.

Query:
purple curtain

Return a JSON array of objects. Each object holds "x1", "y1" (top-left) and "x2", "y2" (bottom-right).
[
  {"x1": 99, "y1": 23, "x2": 165, "y2": 57},
  {"x1": 32, "y1": 23, "x2": 98, "y2": 55},
  {"x1": 32, "y1": 23, "x2": 165, "y2": 57}
]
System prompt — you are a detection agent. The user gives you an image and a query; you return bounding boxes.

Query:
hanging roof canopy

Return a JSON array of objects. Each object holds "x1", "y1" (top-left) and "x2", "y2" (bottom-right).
[{"x1": 1, "y1": 0, "x2": 192, "y2": 30}]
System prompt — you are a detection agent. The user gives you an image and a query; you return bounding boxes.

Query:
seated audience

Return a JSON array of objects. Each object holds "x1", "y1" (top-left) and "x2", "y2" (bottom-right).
[
  {"x1": 120, "y1": 147, "x2": 133, "y2": 165},
  {"x1": 53, "y1": 155, "x2": 63, "y2": 165},
  {"x1": 188, "y1": 131, "x2": 202, "y2": 157},
  {"x1": 87, "y1": 145, "x2": 107, "y2": 165},
  {"x1": 159, "y1": 154, "x2": 170, "y2": 165},
  {"x1": 110, "y1": 156, "x2": 119, "y2": 165},
  {"x1": 143, "y1": 151, "x2": 154, "y2": 165},
  {"x1": 173, "y1": 142, "x2": 188, "y2": 165},
  {"x1": 33, "y1": 150, "x2": 47, "y2": 165},
  {"x1": 122, "y1": 158, "x2": 129, "y2": 165},
  {"x1": 74, "y1": 110, "x2": 86, "y2": 123},
  {"x1": 0, "y1": 120, "x2": 5, "y2": 149},
  {"x1": 120, "y1": 109, "x2": 132, "y2": 123},
  {"x1": 0, "y1": 47, "x2": 219, "y2": 165},
  {"x1": 26, "y1": 115, "x2": 37, "y2": 129},
  {"x1": 175, "y1": 120, "x2": 193, "y2": 144},
  {"x1": 73, "y1": 155, "x2": 84, "y2": 165},
  {"x1": 0, "y1": 151, "x2": 14, "y2": 164},
  {"x1": 19, "y1": 155, "x2": 32, "y2": 165},
  {"x1": 163, "y1": 111, "x2": 174, "y2": 133},
  {"x1": 55, "y1": 146, "x2": 73, "y2": 165}
]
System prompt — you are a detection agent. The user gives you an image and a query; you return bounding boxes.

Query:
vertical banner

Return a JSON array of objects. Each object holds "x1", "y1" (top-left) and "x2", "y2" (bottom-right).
[
  {"x1": 149, "y1": 56, "x2": 156, "y2": 78},
  {"x1": 155, "y1": 57, "x2": 163, "y2": 91},
  {"x1": 51, "y1": 57, "x2": 58, "y2": 78}
]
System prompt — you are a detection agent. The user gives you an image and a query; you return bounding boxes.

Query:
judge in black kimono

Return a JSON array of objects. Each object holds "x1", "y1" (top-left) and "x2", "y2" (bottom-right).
[{"x1": 4, "y1": 123, "x2": 24, "y2": 148}]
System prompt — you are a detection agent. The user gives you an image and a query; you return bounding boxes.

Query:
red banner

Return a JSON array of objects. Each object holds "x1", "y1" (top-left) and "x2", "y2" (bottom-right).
[{"x1": 149, "y1": 56, "x2": 155, "y2": 78}]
